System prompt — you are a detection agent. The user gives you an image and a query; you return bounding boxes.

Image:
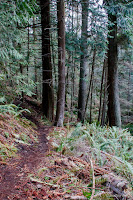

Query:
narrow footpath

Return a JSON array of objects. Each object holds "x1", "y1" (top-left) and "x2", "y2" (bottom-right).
[{"x1": 0, "y1": 125, "x2": 50, "y2": 200}]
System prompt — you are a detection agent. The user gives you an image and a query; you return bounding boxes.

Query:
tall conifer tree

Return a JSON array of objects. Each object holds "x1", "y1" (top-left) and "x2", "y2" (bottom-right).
[
  {"x1": 104, "y1": 0, "x2": 121, "y2": 127},
  {"x1": 54, "y1": 0, "x2": 66, "y2": 127},
  {"x1": 78, "y1": 0, "x2": 89, "y2": 121},
  {"x1": 40, "y1": 0, "x2": 54, "y2": 121}
]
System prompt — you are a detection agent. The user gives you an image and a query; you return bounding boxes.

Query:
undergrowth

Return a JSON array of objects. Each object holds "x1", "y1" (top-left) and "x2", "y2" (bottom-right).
[
  {"x1": 51, "y1": 123, "x2": 133, "y2": 187},
  {"x1": 0, "y1": 113, "x2": 38, "y2": 162},
  {"x1": 124, "y1": 123, "x2": 133, "y2": 136},
  {"x1": 0, "y1": 103, "x2": 30, "y2": 116}
]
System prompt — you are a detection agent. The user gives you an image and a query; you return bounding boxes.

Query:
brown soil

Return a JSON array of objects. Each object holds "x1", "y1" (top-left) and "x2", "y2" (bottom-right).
[
  {"x1": 0, "y1": 123, "x2": 132, "y2": 200},
  {"x1": 0, "y1": 99, "x2": 132, "y2": 199},
  {"x1": 0, "y1": 125, "x2": 51, "y2": 200}
]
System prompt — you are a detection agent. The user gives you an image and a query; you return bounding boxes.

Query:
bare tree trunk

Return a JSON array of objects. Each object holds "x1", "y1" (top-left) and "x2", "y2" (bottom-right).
[
  {"x1": 78, "y1": 0, "x2": 89, "y2": 122},
  {"x1": 101, "y1": 66, "x2": 108, "y2": 126},
  {"x1": 40, "y1": 0, "x2": 54, "y2": 121},
  {"x1": 50, "y1": 33, "x2": 57, "y2": 90},
  {"x1": 83, "y1": 48, "x2": 96, "y2": 122},
  {"x1": 65, "y1": 53, "x2": 70, "y2": 109},
  {"x1": 127, "y1": 69, "x2": 131, "y2": 121},
  {"x1": 89, "y1": 81, "x2": 93, "y2": 124},
  {"x1": 27, "y1": 22, "x2": 30, "y2": 83},
  {"x1": 71, "y1": 53, "x2": 74, "y2": 120},
  {"x1": 107, "y1": 13, "x2": 121, "y2": 127},
  {"x1": 20, "y1": 64, "x2": 24, "y2": 101},
  {"x1": 98, "y1": 55, "x2": 107, "y2": 122},
  {"x1": 33, "y1": 16, "x2": 38, "y2": 99},
  {"x1": 71, "y1": 0, "x2": 74, "y2": 120},
  {"x1": 54, "y1": 0, "x2": 65, "y2": 127}
]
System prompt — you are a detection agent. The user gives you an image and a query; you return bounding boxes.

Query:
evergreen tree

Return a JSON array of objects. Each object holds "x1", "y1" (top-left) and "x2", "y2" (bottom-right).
[
  {"x1": 104, "y1": 0, "x2": 121, "y2": 127},
  {"x1": 104, "y1": 0, "x2": 133, "y2": 127},
  {"x1": 54, "y1": 0, "x2": 66, "y2": 127},
  {"x1": 107, "y1": 11, "x2": 121, "y2": 127},
  {"x1": 78, "y1": 0, "x2": 89, "y2": 122},
  {"x1": 40, "y1": 0, "x2": 54, "y2": 121}
]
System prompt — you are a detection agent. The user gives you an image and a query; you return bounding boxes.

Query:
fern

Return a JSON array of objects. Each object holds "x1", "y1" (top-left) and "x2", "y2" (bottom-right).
[
  {"x1": 0, "y1": 104, "x2": 30, "y2": 117},
  {"x1": 63, "y1": 123, "x2": 133, "y2": 184}
]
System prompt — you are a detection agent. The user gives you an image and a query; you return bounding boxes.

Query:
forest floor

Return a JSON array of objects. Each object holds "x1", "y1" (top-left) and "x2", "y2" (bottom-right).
[
  {"x1": 0, "y1": 124, "x2": 50, "y2": 200},
  {"x1": 0, "y1": 98, "x2": 132, "y2": 200}
]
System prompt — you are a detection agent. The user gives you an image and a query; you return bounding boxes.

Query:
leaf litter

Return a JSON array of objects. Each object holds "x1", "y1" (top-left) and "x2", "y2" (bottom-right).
[{"x1": 0, "y1": 113, "x2": 132, "y2": 200}]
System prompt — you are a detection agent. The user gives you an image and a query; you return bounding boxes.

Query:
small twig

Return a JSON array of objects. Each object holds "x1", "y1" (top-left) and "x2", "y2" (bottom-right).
[
  {"x1": 90, "y1": 158, "x2": 95, "y2": 200},
  {"x1": 71, "y1": 156, "x2": 90, "y2": 168},
  {"x1": 57, "y1": 174, "x2": 68, "y2": 185},
  {"x1": 87, "y1": 187, "x2": 104, "y2": 191},
  {"x1": 30, "y1": 177, "x2": 58, "y2": 187},
  {"x1": 93, "y1": 148, "x2": 125, "y2": 165},
  {"x1": 48, "y1": 165, "x2": 62, "y2": 169},
  {"x1": 53, "y1": 191, "x2": 67, "y2": 196},
  {"x1": 94, "y1": 167, "x2": 110, "y2": 175},
  {"x1": 0, "y1": 161, "x2": 8, "y2": 165}
]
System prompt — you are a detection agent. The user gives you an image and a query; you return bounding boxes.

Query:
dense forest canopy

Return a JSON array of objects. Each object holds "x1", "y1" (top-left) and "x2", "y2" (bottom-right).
[{"x1": 0, "y1": 0, "x2": 133, "y2": 129}]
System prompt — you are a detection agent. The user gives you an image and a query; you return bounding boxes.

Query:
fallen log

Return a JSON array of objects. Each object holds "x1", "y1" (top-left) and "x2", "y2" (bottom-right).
[{"x1": 103, "y1": 173, "x2": 131, "y2": 199}]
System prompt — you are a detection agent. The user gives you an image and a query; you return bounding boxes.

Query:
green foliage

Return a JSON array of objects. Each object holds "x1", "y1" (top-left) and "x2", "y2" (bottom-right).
[
  {"x1": 0, "y1": 104, "x2": 30, "y2": 117},
  {"x1": 124, "y1": 124, "x2": 133, "y2": 136},
  {"x1": 61, "y1": 123, "x2": 133, "y2": 184},
  {"x1": 0, "y1": 112, "x2": 38, "y2": 161},
  {"x1": 0, "y1": 142, "x2": 17, "y2": 161},
  {"x1": 16, "y1": 0, "x2": 39, "y2": 20},
  {"x1": 0, "y1": 0, "x2": 132, "y2": 126},
  {"x1": 0, "y1": 0, "x2": 39, "y2": 103},
  {"x1": 83, "y1": 191, "x2": 91, "y2": 199},
  {"x1": 83, "y1": 190, "x2": 115, "y2": 200}
]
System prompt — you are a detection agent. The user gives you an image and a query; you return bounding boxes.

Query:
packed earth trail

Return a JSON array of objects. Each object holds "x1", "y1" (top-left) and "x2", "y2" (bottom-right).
[
  {"x1": 0, "y1": 125, "x2": 50, "y2": 200},
  {"x1": 0, "y1": 101, "x2": 132, "y2": 200}
]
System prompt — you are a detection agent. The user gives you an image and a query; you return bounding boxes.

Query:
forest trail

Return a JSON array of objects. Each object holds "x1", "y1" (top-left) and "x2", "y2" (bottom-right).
[
  {"x1": 0, "y1": 99, "x2": 132, "y2": 200},
  {"x1": 0, "y1": 124, "x2": 51, "y2": 200}
]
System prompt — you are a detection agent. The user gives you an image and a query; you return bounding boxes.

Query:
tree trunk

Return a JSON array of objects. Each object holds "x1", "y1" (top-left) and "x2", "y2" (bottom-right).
[
  {"x1": 54, "y1": 0, "x2": 65, "y2": 127},
  {"x1": 78, "y1": 0, "x2": 89, "y2": 121},
  {"x1": 33, "y1": 17, "x2": 38, "y2": 99},
  {"x1": 20, "y1": 64, "x2": 24, "y2": 101},
  {"x1": 40, "y1": 0, "x2": 54, "y2": 121},
  {"x1": 83, "y1": 48, "x2": 96, "y2": 122},
  {"x1": 65, "y1": 53, "x2": 70, "y2": 109},
  {"x1": 98, "y1": 55, "x2": 107, "y2": 122},
  {"x1": 89, "y1": 81, "x2": 93, "y2": 124},
  {"x1": 127, "y1": 69, "x2": 131, "y2": 122},
  {"x1": 107, "y1": 13, "x2": 121, "y2": 127},
  {"x1": 101, "y1": 66, "x2": 108, "y2": 126},
  {"x1": 50, "y1": 33, "x2": 57, "y2": 91},
  {"x1": 27, "y1": 22, "x2": 30, "y2": 83}
]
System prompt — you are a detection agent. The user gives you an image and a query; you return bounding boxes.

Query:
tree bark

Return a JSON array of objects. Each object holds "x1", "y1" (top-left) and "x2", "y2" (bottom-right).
[
  {"x1": 101, "y1": 66, "x2": 108, "y2": 126},
  {"x1": 27, "y1": 22, "x2": 30, "y2": 83},
  {"x1": 65, "y1": 53, "x2": 70, "y2": 109},
  {"x1": 20, "y1": 64, "x2": 24, "y2": 102},
  {"x1": 107, "y1": 13, "x2": 121, "y2": 127},
  {"x1": 98, "y1": 55, "x2": 107, "y2": 123},
  {"x1": 40, "y1": 0, "x2": 54, "y2": 121},
  {"x1": 33, "y1": 17, "x2": 38, "y2": 99},
  {"x1": 54, "y1": 0, "x2": 65, "y2": 127},
  {"x1": 50, "y1": 33, "x2": 57, "y2": 91},
  {"x1": 89, "y1": 81, "x2": 93, "y2": 124},
  {"x1": 78, "y1": 0, "x2": 88, "y2": 122},
  {"x1": 83, "y1": 48, "x2": 96, "y2": 122}
]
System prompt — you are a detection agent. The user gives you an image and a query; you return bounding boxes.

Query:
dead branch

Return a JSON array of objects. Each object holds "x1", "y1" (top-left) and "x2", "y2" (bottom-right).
[{"x1": 90, "y1": 158, "x2": 95, "y2": 200}]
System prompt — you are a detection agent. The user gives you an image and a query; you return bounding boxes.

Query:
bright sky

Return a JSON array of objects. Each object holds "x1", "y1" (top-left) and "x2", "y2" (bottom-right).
[{"x1": 99, "y1": 0, "x2": 103, "y2": 5}]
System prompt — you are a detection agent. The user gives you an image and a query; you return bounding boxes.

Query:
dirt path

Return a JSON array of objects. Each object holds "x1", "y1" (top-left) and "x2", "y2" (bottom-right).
[{"x1": 0, "y1": 126, "x2": 51, "y2": 200}]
